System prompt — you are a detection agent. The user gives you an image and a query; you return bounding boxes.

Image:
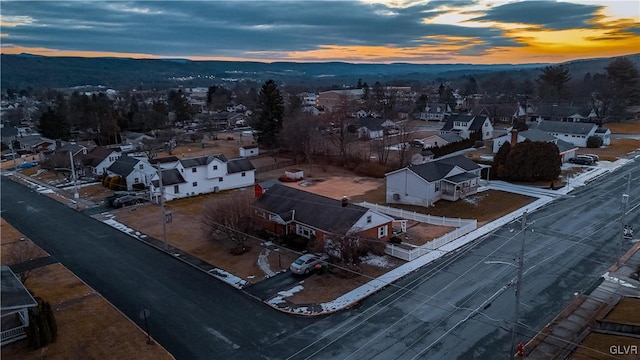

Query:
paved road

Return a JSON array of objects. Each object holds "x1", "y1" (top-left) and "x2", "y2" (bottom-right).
[
  {"x1": 1, "y1": 176, "x2": 316, "y2": 360},
  {"x1": 264, "y1": 160, "x2": 640, "y2": 359}
]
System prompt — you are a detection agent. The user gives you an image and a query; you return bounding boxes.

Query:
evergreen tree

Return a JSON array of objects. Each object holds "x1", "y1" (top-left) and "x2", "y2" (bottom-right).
[
  {"x1": 505, "y1": 141, "x2": 561, "y2": 181},
  {"x1": 493, "y1": 141, "x2": 511, "y2": 179},
  {"x1": 605, "y1": 57, "x2": 640, "y2": 106},
  {"x1": 255, "y1": 79, "x2": 284, "y2": 147},
  {"x1": 38, "y1": 107, "x2": 70, "y2": 140},
  {"x1": 537, "y1": 65, "x2": 572, "y2": 100}
]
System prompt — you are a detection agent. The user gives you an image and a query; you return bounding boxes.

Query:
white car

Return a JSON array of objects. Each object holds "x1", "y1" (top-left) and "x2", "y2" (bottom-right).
[{"x1": 289, "y1": 254, "x2": 328, "y2": 275}]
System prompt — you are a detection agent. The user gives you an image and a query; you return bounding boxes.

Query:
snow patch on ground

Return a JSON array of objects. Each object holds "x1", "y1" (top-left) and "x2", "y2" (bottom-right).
[
  {"x1": 207, "y1": 268, "x2": 248, "y2": 289},
  {"x1": 362, "y1": 254, "x2": 394, "y2": 268},
  {"x1": 603, "y1": 272, "x2": 637, "y2": 288},
  {"x1": 267, "y1": 285, "x2": 305, "y2": 306},
  {"x1": 462, "y1": 193, "x2": 487, "y2": 206}
]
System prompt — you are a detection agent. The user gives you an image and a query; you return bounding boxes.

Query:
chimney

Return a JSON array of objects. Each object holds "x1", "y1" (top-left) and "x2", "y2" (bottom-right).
[
  {"x1": 341, "y1": 196, "x2": 348, "y2": 207},
  {"x1": 510, "y1": 129, "x2": 518, "y2": 145}
]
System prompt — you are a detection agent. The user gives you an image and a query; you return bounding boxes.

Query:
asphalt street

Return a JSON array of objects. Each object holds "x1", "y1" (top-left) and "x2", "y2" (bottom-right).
[
  {"x1": 265, "y1": 160, "x2": 640, "y2": 359},
  {"x1": 2, "y1": 158, "x2": 639, "y2": 360},
  {"x1": 1, "y1": 176, "x2": 316, "y2": 360}
]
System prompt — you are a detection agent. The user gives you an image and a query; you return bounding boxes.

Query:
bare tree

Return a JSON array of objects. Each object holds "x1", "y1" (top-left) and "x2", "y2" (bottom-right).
[
  {"x1": 201, "y1": 196, "x2": 257, "y2": 254},
  {"x1": 395, "y1": 124, "x2": 415, "y2": 168},
  {"x1": 370, "y1": 134, "x2": 391, "y2": 165},
  {"x1": 4, "y1": 238, "x2": 42, "y2": 283},
  {"x1": 280, "y1": 110, "x2": 321, "y2": 173},
  {"x1": 320, "y1": 94, "x2": 358, "y2": 162}
]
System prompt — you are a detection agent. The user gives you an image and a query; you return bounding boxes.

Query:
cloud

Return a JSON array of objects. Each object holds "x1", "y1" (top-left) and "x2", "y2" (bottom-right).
[
  {"x1": 0, "y1": 0, "x2": 637, "y2": 63},
  {"x1": 470, "y1": 1, "x2": 602, "y2": 30}
]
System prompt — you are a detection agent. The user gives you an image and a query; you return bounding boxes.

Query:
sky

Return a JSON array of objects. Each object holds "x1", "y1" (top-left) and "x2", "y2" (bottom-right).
[{"x1": 1, "y1": 0, "x2": 639, "y2": 64}]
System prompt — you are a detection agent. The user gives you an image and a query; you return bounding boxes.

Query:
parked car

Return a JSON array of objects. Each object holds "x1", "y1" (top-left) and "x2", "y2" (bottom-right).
[
  {"x1": 289, "y1": 254, "x2": 328, "y2": 275},
  {"x1": 582, "y1": 154, "x2": 599, "y2": 162},
  {"x1": 569, "y1": 156, "x2": 594, "y2": 165},
  {"x1": 17, "y1": 162, "x2": 37, "y2": 169},
  {"x1": 112, "y1": 195, "x2": 146, "y2": 208}
]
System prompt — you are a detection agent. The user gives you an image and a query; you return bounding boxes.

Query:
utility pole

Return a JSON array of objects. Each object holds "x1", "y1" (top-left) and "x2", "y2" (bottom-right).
[
  {"x1": 618, "y1": 173, "x2": 631, "y2": 266},
  {"x1": 156, "y1": 162, "x2": 168, "y2": 251},
  {"x1": 510, "y1": 211, "x2": 527, "y2": 359},
  {"x1": 69, "y1": 151, "x2": 79, "y2": 200}
]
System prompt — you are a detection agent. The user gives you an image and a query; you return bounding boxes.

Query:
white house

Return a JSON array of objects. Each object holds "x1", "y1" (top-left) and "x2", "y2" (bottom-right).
[
  {"x1": 440, "y1": 114, "x2": 493, "y2": 140},
  {"x1": 1, "y1": 266, "x2": 38, "y2": 346},
  {"x1": 419, "y1": 133, "x2": 465, "y2": 149},
  {"x1": 106, "y1": 155, "x2": 156, "y2": 190},
  {"x1": 386, "y1": 155, "x2": 482, "y2": 207},
  {"x1": 80, "y1": 146, "x2": 122, "y2": 176},
  {"x1": 534, "y1": 120, "x2": 611, "y2": 147},
  {"x1": 355, "y1": 118, "x2": 395, "y2": 139},
  {"x1": 150, "y1": 154, "x2": 255, "y2": 201},
  {"x1": 420, "y1": 103, "x2": 452, "y2": 121}
]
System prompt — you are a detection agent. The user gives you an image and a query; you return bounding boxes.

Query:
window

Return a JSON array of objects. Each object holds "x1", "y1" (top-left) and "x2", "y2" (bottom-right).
[
  {"x1": 241, "y1": 172, "x2": 246, "y2": 177},
  {"x1": 139, "y1": 164, "x2": 144, "y2": 170},
  {"x1": 366, "y1": 215, "x2": 372, "y2": 224},
  {"x1": 219, "y1": 177, "x2": 223, "y2": 182},
  {"x1": 378, "y1": 225, "x2": 388, "y2": 238},
  {"x1": 192, "y1": 168, "x2": 197, "y2": 173},
  {"x1": 134, "y1": 177, "x2": 139, "y2": 184},
  {"x1": 296, "y1": 224, "x2": 315, "y2": 239},
  {"x1": 173, "y1": 185, "x2": 179, "y2": 193},
  {"x1": 192, "y1": 182, "x2": 197, "y2": 187},
  {"x1": 213, "y1": 165, "x2": 218, "y2": 170}
]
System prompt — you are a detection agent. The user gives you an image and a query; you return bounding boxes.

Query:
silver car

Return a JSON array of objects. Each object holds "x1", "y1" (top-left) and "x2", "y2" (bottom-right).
[{"x1": 290, "y1": 254, "x2": 328, "y2": 275}]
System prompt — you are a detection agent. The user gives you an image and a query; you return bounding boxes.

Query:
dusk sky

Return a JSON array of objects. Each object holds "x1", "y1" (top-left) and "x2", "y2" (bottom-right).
[{"x1": 1, "y1": 0, "x2": 639, "y2": 64}]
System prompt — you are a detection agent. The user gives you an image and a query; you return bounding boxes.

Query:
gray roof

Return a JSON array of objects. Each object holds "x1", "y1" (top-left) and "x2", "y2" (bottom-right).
[
  {"x1": 1, "y1": 266, "x2": 37, "y2": 310},
  {"x1": 594, "y1": 127, "x2": 610, "y2": 134},
  {"x1": 152, "y1": 168, "x2": 186, "y2": 187},
  {"x1": 81, "y1": 146, "x2": 116, "y2": 167},
  {"x1": 445, "y1": 172, "x2": 478, "y2": 184},
  {"x1": 180, "y1": 154, "x2": 228, "y2": 168},
  {"x1": 107, "y1": 155, "x2": 140, "y2": 176},
  {"x1": 227, "y1": 157, "x2": 255, "y2": 174},
  {"x1": 356, "y1": 117, "x2": 386, "y2": 131},
  {"x1": 438, "y1": 133, "x2": 465, "y2": 143},
  {"x1": 469, "y1": 114, "x2": 489, "y2": 131},
  {"x1": 149, "y1": 156, "x2": 179, "y2": 164},
  {"x1": 256, "y1": 183, "x2": 368, "y2": 234},
  {"x1": 519, "y1": 128, "x2": 557, "y2": 142},
  {"x1": 556, "y1": 139, "x2": 578, "y2": 153},
  {"x1": 536, "y1": 120, "x2": 596, "y2": 135},
  {"x1": 441, "y1": 114, "x2": 474, "y2": 131},
  {"x1": 406, "y1": 155, "x2": 481, "y2": 183}
]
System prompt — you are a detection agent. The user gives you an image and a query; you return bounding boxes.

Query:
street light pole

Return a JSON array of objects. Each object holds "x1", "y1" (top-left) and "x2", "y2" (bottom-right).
[
  {"x1": 510, "y1": 211, "x2": 527, "y2": 359},
  {"x1": 618, "y1": 173, "x2": 631, "y2": 266},
  {"x1": 69, "y1": 150, "x2": 79, "y2": 200},
  {"x1": 156, "y1": 162, "x2": 168, "y2": 251}
]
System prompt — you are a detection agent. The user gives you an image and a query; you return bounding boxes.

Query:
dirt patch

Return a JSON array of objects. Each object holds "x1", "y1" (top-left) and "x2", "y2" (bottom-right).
[
  {"x1": 283, "y1": 175, "x2": 384, "y2": 200},
  {"x1": 604, "y1": 297, "x2": 640, "y2": 324},
  {"x1": 403, "y1": 222, "x2": 456, "y2": 246}
]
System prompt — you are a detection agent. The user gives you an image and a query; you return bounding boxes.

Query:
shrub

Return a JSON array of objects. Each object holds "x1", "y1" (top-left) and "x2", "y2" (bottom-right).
[
  {"x1": 102, "y1": 176, "x2": 111, "y2": 187},
  {"x1": 587, "y1": 135, "x2": 603, "y2": 148},
  {"x1": 353, "y1": 162, "x2": 387, "y2": 178},
  {"x1": 108, "y1": 176, "x2": 121, "y2": 190},
  {"x1": 389, "y1": 236, "x2": 402, "y2": 244}
]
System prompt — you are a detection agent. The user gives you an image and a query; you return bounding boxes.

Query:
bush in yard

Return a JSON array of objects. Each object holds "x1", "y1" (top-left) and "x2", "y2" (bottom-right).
[
  {"x1": 505, "y1": 141, "x2": 561, "y2": 181},
  {"x1": 587, "y1": 135, "x2": 603, "y2": 148},
  {"x1": 108, "y1": 175, "x2": 121, "y2": 190},
  {"x1": 389, "y1": 236, "x2": 402, "y2": 244},
  {"x1": 27, "y1": 297, "x2": 57, "y2": 350},
  {"x1": 102, "y1": 175, "x2": 111, "y2": 187}
]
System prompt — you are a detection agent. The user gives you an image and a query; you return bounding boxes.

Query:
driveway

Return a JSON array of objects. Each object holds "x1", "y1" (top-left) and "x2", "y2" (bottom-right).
[{"x1": 244, "y1": 271, "x2": 306, "y2": 300}]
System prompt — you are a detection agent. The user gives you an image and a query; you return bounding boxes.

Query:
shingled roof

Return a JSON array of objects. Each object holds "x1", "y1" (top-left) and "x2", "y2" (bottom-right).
[
  {"x1": 401, "y1": 155, "x2": 481, "y2": 183},
  {"x1": 107, "y1": 155, "x2": 141, "y2": 176},
  {"x1": 81, "y1": 146, "x2": 117, "y2": 167},
  {"x1": 180, "y1": 154, "x2": 228, "y2": 168},
  {"x1": 151, "y1": 168, "x2": 186, "y2": 187},
  {"x1": 227, "y1": 158, "x2": 255, "y2": 174},
  {"x1": 536, "y1": 120, "x2": 596, "y2": 135},
  {"x1": 256, "y1": 184, "x2": 368, "y2": 234}
]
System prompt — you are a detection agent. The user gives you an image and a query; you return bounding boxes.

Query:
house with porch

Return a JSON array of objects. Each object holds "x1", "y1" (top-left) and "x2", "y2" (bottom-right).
[
  {"x1": 440, "y1": 114, "x2": 493, "y2": 140},
  {"x1": 385, "y1": 155, "x2": 482, "y2": 207},
  {"x1": 150, "y1": 154, "x2": 255, "y2": 201},
  {"x1": 1, "y1": 266, "x2": 38, "y2": 346},
  {"x1": 254, "y1": 184, "x2": 394, "y2": 241}
]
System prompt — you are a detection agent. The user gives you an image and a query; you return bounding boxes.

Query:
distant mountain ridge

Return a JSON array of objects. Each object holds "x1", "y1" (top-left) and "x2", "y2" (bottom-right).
[{"x1": 1, "y1": 53, "x2": 638, "y2": 91}]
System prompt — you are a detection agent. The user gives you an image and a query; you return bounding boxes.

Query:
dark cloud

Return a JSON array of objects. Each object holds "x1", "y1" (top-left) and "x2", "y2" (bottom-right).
[
  {"x1": 470, "y1": 1, "x2": 601, "y2": 30},
  {"x1": 0, "y1": 0, "x2": 619, "y2": 61}
]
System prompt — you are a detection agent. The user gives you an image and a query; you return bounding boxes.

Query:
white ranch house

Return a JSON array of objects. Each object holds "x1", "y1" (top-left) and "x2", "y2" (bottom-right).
[{"x1": 386, "y1": 155, "x2": 482, "y2": 207}]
